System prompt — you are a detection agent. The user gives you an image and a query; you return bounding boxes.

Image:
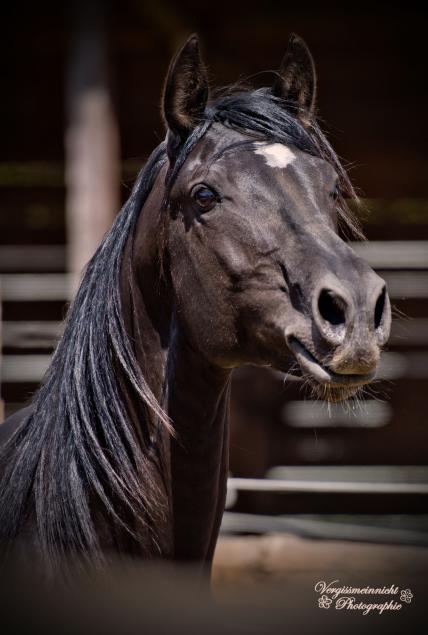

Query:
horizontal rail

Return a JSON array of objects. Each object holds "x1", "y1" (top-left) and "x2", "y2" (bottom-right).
[
  {"x1": 3, "y1": 318, "x2": 428, "y2": 348},
  {"x1": 2, "y1": 351, "x2": 428, "y2": 383},
  {"x1": 1, "y1": 354, "x2": 51, "y2": 382},
  {"x1": 352, "y1": 240, "x2": 428, "y2": 269},
  {"x1": 1, "y1": 270, "x2": 428, "y2": 303},
  {"x1": 227, "y1": 477, "x2": 428, "y2": 494},
  {"x1": 220, "y1": 512, "x2": 428, "y2": 545},
  {"x1": 1, "y1": 241, "x2": 427, "y2": 276},
  {"x1": 282, "y1": 399, "x2": 392, "y2": 428},
  {"x1": 2, "y1": 272, "x2": 428, "y2": 302},
  {"x1": 2, "y1": 319, "x2": 427, "y2": 350},
  {"x1": 0, "y1": 274, "x2": 75, "y2": 301}
]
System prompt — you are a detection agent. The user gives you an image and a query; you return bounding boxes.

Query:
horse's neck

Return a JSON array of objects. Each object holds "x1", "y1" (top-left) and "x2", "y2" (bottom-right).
[
  {"x1": 167, "y1": 329, "x2": 231, "y2": 563},
  {"x1": 124, "y1": 184, "x2": 232, "y2": 563}
]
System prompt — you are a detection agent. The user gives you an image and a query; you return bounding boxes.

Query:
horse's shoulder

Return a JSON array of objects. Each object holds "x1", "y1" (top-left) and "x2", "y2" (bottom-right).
[{"x1": 0, "y1": 405, "x2": 34, "y2": 447}]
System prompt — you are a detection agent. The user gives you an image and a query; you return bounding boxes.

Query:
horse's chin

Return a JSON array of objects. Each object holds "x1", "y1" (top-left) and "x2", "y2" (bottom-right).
[
  {"x1": 286, "y1": 335, "x2": 376, "y2": 402},
  {"x1": 306, "y1": 380, "x2": 359, "y2": 403}
]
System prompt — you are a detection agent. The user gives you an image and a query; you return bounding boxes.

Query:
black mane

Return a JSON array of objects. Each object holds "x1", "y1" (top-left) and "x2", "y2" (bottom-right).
[{"x1": 0, "y1": 87, "x2": 360, "y2": 572}]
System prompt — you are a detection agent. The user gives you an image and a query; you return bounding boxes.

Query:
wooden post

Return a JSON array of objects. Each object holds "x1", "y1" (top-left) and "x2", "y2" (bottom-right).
[{"x1": 65, "y1": 0, "x2": 120, "y2": 278}]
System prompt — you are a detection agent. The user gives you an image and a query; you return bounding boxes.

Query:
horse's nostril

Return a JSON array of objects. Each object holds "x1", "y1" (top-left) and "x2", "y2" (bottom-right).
[
  {"x1": 318, "y1": 289, "x2": 347, "y2": 326},
  {"x1": 374, "y1": 286, "x2": 386, "y2": 330}
]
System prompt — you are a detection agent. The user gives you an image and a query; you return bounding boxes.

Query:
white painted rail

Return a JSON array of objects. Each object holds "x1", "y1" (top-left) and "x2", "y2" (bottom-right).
[
  {"x1": 2, "y1": 350, "x2": 428, "y2": 383},
  {"x1": 227, "y1": 477, "x2": 428, "y2": 495},
  {"x1": 0, "y1": 274, "x2": 76, "y2": 301},
  {"x1": 228, "y1": 466, "x2": 428, "y2": 495},
  {"x1": 1, "y1": 272, "x2": 427, "y2": 303},
  {"x1": 351, "y1": 240, "x2": 428, "y2": 269},
  {"x1": 1, "y1": 354, "x2": 51, "y2": 382},
  {"x1": 221, "y1": 512, "x2": 428, "y2": 545},
  {"x1": 0, "y1": 241, "x2": 427, "y2": 277},
  {"x1": 2, "y1": 318, "x2": 427, "y2": 350},
  {"x1": 282, "y1": 399, "x2": 392, "y2": 428}
]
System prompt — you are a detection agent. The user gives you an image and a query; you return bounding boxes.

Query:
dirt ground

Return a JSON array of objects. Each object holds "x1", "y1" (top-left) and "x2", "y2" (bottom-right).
[
  {"x1": 212, "y1": 534, "x2": 428, "y2": 630},
  {"x1": 213, "y1": 533, "x2": 428, "y2": 587}
]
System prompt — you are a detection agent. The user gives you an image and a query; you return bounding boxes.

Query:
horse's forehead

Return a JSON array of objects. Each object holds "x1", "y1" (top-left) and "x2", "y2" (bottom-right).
[
  {"x1": 182, "y1": 126, "x2": 336, "y2": 185},
  {"x1": 253, "y1": 143, "x2": 296, "y2": 169},
  {"x1": 240, "y1": 142, "x2": 336, "y2": 181}
]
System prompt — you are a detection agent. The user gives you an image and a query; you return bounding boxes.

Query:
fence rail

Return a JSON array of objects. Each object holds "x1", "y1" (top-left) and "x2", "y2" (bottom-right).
[
  {"x1": 2, "y1": 272, "x2": 428, "y2": 303},
  {"x1": 220, "y1": 511, "x2": 428, "y2": 546},
  {"x1": 227, "y1": 477, "x2": 428, "y2": 495},
  {"x1": 2, "y1": 350, "x2": 428, "y2": 383},
  {"x1": 1, "y1": 241, "x2": 428, "y2": 272}
]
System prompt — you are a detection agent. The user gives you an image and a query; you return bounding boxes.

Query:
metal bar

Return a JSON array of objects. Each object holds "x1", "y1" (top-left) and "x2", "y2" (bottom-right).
[
  {"x1": 351, "y1": 240, "x2": 428, "y2": 269},
  {"x1": 1, "y1": 354, "x2": 51, "y2": 383},
  {"x1": 2, "y1": 271, "x2": 427, "y2": 302},
  {"x1": 2, "y1": 317, "x2": 427, "y2": 350},
  {"x1": 0, "y1": 274, "x2": 75, "y2": 301},
  {"x1": 220, "y1": 512, "x2": 428, "y2": 546},
  {"x1": 282, "y1": 399, "x2": 392, "y2": 429},
  {"x1": 2, "y1": 350, "x2": 428, "y2": 383},
  {"x1": 1, "y1": 246, "x2": 427, "y2": 278},
  {"x1": 227, "y1": 478, "x2": 428, "y2": 495}
]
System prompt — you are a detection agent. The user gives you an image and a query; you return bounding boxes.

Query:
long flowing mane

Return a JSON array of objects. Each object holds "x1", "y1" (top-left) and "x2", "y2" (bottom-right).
[{"x1": 0, "y1": 87, "x2": 361, "y2": 572}]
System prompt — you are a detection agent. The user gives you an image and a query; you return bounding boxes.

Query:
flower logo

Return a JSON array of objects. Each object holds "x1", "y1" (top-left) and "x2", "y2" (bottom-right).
[
  {"x1": 318, "y1": 594, "x2": 333, "y2": 609},
  {"x1": 400, "y1": 589, "x2": 413, "y2": 604}
]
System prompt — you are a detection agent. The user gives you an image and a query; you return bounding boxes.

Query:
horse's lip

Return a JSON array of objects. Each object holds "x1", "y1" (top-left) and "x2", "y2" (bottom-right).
[{"x1": 286, "y1": 335, "x2": 376, "y2": 387}]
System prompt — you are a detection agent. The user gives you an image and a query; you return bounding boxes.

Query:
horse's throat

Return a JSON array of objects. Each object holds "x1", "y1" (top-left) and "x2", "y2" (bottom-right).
[{"x1": 167, "y1": 332, "x2": 232, "y2": 562}]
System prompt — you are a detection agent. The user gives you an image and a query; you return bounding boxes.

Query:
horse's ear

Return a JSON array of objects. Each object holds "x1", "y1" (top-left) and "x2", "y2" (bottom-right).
[
  {"x1": 272, "y1": 34, "x2": 317, "y2": 127},
  {"x1": 162, "y1": 34, "x2": 209, "y2": 159}
]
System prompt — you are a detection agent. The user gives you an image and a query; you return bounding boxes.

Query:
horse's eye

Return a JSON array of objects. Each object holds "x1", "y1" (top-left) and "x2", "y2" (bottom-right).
[
  {"x1": 192, "y1": 185, "x2": 218, "y2": 211},
  {"x1": 330, "y1": 183, "x2": 341, "y2": 201}
]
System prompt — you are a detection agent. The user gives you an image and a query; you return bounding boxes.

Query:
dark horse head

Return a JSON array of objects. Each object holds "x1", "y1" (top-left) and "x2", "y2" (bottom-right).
[
  {"x1": 0, "y1": 34, "x2": 391, "y2": 575},
  {"x1": 162, "y1": 35, "x2": 391, "y2": 402}
]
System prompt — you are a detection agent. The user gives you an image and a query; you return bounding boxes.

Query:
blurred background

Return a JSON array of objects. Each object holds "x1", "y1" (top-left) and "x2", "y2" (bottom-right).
[{"x1": 1, "y1": 0, "x2": 428, "y2": 588}]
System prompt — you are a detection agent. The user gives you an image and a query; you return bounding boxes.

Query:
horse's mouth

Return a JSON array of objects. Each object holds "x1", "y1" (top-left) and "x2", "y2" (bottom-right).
[{"x1": 287, "y1": 335, "x2": 376, "y2": 389}]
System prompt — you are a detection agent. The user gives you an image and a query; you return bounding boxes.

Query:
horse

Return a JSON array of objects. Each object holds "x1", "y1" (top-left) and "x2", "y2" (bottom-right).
[{"x1": 0, "y1": 34, "x2": 391, "y2": 577}]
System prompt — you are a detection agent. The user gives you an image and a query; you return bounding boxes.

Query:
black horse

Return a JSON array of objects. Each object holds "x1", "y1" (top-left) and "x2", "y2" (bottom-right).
[{"x1": 0, "y1": 34, "x2": 391, "y2": 576}]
